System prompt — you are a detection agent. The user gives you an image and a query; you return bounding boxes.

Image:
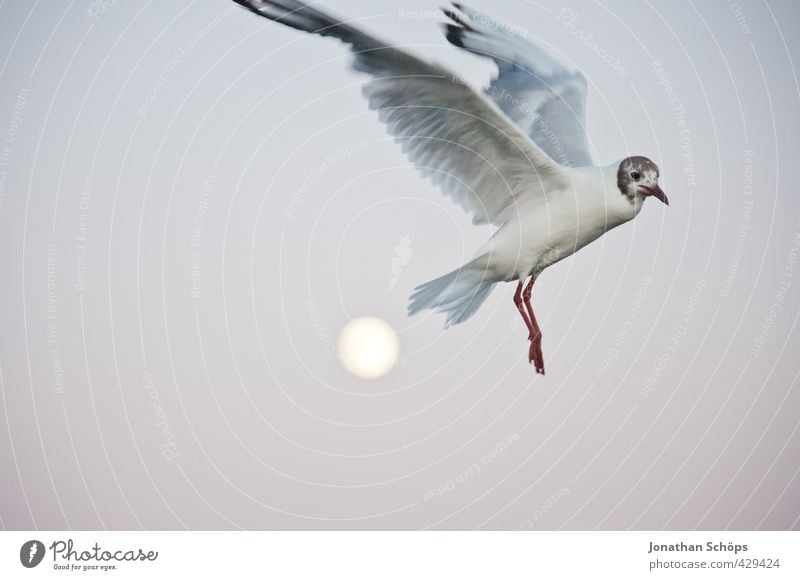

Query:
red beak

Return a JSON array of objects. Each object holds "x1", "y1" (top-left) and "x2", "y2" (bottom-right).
[{"x1": 640, "y1": 184, "x2": 669, "y2": 206}]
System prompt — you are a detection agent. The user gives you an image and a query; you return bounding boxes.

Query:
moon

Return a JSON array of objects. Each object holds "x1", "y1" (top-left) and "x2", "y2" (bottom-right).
[{"x1": 337, "y1": 317, "x2": 400, "y2": 379}]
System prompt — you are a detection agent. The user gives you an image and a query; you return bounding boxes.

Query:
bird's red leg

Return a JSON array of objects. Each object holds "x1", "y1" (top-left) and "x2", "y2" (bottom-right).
[
  {"x1": 513, "y1": 281, "x2": 534, "y2": 338},
  {"x1": 523, "y1": 277, "x2": 545, "y2": 375}
]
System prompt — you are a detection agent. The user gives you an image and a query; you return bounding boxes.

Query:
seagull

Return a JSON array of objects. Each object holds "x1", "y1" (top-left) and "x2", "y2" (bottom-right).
[{"x1": 232, "y1": 0, "x2": 669, "y2": 375}]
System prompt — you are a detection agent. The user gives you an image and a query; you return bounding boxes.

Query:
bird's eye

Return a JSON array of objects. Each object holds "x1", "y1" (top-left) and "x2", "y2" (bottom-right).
[{"x1": 630, "y1": 170, "x2": 641, "y2": 181}]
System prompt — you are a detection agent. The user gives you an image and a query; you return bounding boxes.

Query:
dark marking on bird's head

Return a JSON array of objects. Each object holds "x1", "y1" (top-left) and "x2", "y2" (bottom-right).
[{"x1": 617, "y1": 156, "x2": 668, "y2": 205}]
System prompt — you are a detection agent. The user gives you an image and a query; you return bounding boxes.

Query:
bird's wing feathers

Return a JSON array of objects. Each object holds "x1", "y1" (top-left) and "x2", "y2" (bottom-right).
[
  {"x1": 233, "y1": 0, "x2": 571, "y2": 225},
  {"x1": 362, "y1": 77, "x2": 567, "y2": 225},
  {"x1": 444, "y1": 3, "x2": 593, "y2": 168}
]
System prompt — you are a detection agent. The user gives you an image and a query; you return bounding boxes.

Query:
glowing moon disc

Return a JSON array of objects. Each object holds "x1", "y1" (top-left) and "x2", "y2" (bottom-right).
[{"x1": 337, "y1": 317, "x2": 399, "y2": 379}]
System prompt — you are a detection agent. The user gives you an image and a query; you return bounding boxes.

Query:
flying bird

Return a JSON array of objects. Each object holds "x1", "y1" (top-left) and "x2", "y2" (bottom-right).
[{"x1": 232, "y1": 0, "x2": 669, "y2": 374}]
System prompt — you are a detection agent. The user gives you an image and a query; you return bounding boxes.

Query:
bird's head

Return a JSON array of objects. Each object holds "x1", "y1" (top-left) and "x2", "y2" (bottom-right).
[{"x1": 616, "y1": 156, "x2": 669, "y2": 206}]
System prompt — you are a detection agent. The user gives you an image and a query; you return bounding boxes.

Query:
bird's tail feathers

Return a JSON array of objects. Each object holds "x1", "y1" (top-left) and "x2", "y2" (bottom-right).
[{"x1": 408, "y1": 259, "x2": 495, "y2": 327}]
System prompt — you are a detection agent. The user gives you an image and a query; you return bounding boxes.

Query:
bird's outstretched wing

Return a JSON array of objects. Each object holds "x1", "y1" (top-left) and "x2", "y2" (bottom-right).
[
  {"x1": 443, "y1": 3, "x2": 593, "y2": 168},
  {"x1": 233, "y1": 0, "x2": 572, "y2": 225}
]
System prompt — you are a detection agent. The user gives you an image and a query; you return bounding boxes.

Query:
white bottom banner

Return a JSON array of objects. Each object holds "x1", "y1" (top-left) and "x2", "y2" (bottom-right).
[{"x1": 1, "y1": 531, "x2": 797, "y2": 579}]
